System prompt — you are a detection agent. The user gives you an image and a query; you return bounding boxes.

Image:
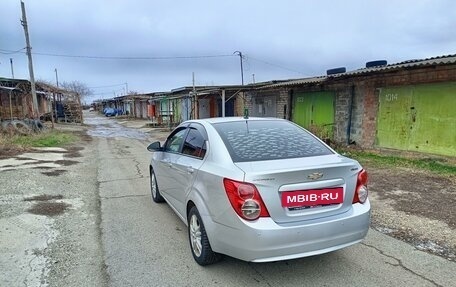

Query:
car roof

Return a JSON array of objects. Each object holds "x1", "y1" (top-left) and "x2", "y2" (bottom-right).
[{"x1": 185, "y1": 117, "x2": 286, "y2": 125}]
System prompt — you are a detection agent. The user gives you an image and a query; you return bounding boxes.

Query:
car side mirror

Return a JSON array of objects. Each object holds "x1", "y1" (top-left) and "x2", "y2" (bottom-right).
[{"x1": 147, "y1": 141, "x2": 162, "y2": 152}]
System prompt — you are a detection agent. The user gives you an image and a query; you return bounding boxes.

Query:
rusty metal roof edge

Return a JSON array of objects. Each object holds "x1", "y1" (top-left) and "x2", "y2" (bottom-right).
[{"x1": 256, "y1": 54, "x2": 456, "y2": 89}]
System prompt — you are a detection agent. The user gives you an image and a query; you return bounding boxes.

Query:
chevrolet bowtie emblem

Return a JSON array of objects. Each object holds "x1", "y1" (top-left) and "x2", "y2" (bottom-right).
[{"x1": 307, "y1": 172, "x2": 323, "y2": 180}]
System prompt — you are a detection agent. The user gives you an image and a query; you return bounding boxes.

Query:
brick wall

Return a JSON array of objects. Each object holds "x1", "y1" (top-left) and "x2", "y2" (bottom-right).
[{"x1": 360, "y1": 83, "x2": 378, "y2": 147}]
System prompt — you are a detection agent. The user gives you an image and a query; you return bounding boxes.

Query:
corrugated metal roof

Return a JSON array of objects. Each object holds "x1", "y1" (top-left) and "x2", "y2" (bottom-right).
[
  {"x1": 336, "y1": 54, "x2": 456, "y2": 77},
  {"x1": 0, "y1": 86, "x2": 21, "y2": 92},
  {"x1": 0, "y1": 77, "x2": 29, "y2": 83},
  {"x1": 260, "y1": 76, "x2": 326, "y2": 89},
  {"x1": 259, "y1": 54, "x2": 456, "y2": 89}
]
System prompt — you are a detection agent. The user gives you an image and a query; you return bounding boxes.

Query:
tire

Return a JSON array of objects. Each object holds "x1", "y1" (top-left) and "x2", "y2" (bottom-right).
[
  {"x1": 150, "y1": 169, "x2": 165, "y2": 203},
  {"x1": 33, "y1": 119, "x2": 45, "y2": 131},
  {"x1": 1, "y1": 120, "x2": 14, "y2": 132},
  {"x1": 12, "y1": 120, "x2": 32, "y2": 135},
  {"x1": 23, "y1": 119, "x2": 44, "y2": 132},
  {"x1": 188, "y1": 206, "x2": 222, "y2": 266}
]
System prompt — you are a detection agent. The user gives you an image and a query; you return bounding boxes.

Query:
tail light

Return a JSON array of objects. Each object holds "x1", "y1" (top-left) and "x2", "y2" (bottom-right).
[
  {"x1": 353, "y1": 169, "x2": 368, "y2": 204},
  {"x1": 223, "y1": 178, "x2": 270, "y2": 221}
]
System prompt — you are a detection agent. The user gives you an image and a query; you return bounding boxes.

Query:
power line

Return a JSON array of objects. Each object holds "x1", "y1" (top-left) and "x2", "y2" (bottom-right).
[
  {"x1": 89, "y1": 83, "x2": 126, "y2": 89},
  {"x1": 247, "y1": 55, "x2": 306, "y2": 75},
  {"x1": 91, "y1": 90, "x2": 124, "y2": 96},
  {"x1": 0, "y1": 48, "x2": 26, "y2": 55},
  {"x1": 33, "y1": 52, "x2": 235, "y2": 60},
  {"x1": 1, "y1": 48, "x2": 303, "y2": 75},
  {"x1": 0, "y1": 48, "x2": 236, "y2": 60}
]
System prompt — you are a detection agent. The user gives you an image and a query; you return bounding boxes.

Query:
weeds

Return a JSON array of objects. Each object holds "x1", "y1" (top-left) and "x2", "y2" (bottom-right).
[
  {"x1": 0, "y1": 129, "x2": 77, "y2": 149},
  {"x1": 340, "y1": 149, "x2": 456, "y2": 175}
]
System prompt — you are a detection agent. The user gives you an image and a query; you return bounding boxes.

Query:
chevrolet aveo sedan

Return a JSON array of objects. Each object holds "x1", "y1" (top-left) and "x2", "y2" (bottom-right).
[{"x1": 147, "y1": 117, "x2": 370, "y2": 265}]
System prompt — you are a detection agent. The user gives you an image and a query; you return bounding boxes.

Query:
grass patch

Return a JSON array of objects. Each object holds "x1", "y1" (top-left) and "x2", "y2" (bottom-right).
[
  {"x1": 6, "y1": 130, "x2": 77, "y2": 148},
  {"x1": 340, "y1": 149, "x2": 456, "y2": 175}
]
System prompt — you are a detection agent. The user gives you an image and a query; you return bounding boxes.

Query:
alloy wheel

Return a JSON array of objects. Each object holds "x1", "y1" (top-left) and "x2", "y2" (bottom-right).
[{"x1": 189, "y1": 214, "x2": 202, "y2": 257}]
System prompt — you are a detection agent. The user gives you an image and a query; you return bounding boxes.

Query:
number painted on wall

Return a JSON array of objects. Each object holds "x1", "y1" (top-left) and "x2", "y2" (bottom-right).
[{"x1": 385, "y1": 93, "x2": 398, "y2": 101}]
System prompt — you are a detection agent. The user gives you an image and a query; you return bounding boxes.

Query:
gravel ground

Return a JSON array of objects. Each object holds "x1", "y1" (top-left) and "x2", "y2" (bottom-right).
[{"x1": 367, "y1": 165, "x2": 456, "y2": 261}]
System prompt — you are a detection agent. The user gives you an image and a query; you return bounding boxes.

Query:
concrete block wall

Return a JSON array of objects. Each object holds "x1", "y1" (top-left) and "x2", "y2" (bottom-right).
[
  {"x1": 276, "y1": 90, "x2": 289, "y2": 119},
  {"x1": 243, "y1": 89, "x2": 287, "y2": 118},
  {"x1": 333, "y1": 86, "x2": 350, "y2": 144},
  {"x1": 234, "y1": 92, "x2": 248, "y2": 116},
  {"x1": 321, "y1": 83, "x2": 365, "y2": 146},
  {"x1": 349, "y1": 84, "x2": 365, "y2": 145}
]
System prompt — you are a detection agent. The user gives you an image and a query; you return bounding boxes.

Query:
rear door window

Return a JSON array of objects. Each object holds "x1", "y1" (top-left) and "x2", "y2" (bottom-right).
[{"x1": 212, "y1": 120, "x2": 333, "y2": 162}]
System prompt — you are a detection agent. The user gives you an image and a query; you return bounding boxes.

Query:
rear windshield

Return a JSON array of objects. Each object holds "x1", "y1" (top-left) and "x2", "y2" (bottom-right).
[{"x1": 212, "y1": 120, "x2": 333, "y2": 162}]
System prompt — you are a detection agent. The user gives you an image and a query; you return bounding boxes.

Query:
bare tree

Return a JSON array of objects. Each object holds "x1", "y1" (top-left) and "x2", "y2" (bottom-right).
[{"x1": 60, "y1": 80, "x2": 93, "y2": 101}]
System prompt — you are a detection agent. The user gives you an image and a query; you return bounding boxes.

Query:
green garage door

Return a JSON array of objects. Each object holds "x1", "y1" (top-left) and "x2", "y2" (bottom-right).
[
  {"x1": 377, "y1": 82, "x2": 456, "y2": 156},
  {"x1": 293, "y1": 91, "x2": 335, "y2": 140}
]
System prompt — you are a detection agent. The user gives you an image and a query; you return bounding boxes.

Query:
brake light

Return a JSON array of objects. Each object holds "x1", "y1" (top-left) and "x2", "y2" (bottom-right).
[
  {"x1": 223, "y1": 178, "x2": 270, "y2": 220},
  {"x1": 353, "y1": 169, "x2": 368, "y2": 204}
]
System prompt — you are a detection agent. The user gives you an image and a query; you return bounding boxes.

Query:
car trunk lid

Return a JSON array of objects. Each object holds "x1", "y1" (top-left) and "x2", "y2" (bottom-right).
[{"x1": 235, "y1": 154, "x2": 361, "y2": 224}]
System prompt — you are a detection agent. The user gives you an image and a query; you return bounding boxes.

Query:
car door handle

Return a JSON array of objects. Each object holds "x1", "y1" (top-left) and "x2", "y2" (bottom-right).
[
  {"x1": 162, "y1": 159, "x2": 172, "y2": 168},
  {"x1": 186, "y1": 167, "x2": 194, "y2": 174}
]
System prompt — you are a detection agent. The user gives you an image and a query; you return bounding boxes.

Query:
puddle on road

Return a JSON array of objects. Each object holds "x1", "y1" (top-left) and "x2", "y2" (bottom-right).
[
  {"x1": 85, "y1": 116, "x2": 147, "y2": 140},
  {"x1": 24, "y1": 194, "x2": 71, "y2": 217},
  {"x1": 27, "y1": 202, "x2": 71, "y2": 217}
]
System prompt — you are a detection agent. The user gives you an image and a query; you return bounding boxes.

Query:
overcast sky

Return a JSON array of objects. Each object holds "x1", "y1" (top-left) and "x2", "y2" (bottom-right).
[{"x1": 1, "y1": 0, "x2": 455, "y2": 102}]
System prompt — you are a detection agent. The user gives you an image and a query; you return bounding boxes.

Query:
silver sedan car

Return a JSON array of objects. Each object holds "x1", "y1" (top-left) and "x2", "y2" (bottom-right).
[{"x1": 147, "y1": 117, "x2": 370, "y2": 265}]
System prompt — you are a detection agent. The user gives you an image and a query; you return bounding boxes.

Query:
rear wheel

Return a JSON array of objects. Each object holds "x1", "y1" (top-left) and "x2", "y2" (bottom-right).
[
  {"x1": 188, "y1": 206, "x2": 222, "y2": 265},
  {"x1": 150, "y1": 169, "x2": 164, "y2": 203}
]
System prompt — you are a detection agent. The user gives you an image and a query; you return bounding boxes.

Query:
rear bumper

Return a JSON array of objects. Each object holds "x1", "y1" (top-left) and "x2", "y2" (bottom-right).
[{"x1": 206, "y1": 201, "x2": 370, "y2": 262}]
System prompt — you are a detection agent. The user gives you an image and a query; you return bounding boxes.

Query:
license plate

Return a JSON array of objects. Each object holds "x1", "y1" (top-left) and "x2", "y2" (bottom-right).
[{"x1": 281, "y1": 187, "x2": 344, "y2": 208}]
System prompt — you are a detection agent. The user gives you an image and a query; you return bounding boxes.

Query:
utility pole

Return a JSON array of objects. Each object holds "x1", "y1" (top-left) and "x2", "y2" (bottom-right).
[
  {"x1": 125, "y1": 82, "x2": 128, "y2": 95},
  {"x1": 233, "y1": 51, "x2": 244, "y2": 85},
  {"x1": 54, "y1": 68, "x2": 59, "y2": 87},
  {"x1": 10, "y1": 58, "x2": 15, "y2": 78},
  {"x1": 51, "y1": 68, "x2": 58, "y2": 129},
  {"x1": 21, "y1": 0, "x2": 39, "y2": 118},
  {"x1": 252, "y1": 74, "x2": 255, "y2": 84},
  {"x1": 192, "y1": 72, "x2": 197, "y2": 119},
  {"x1": 234, "y1": 51, "x2": 248, "y2": 117}
]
